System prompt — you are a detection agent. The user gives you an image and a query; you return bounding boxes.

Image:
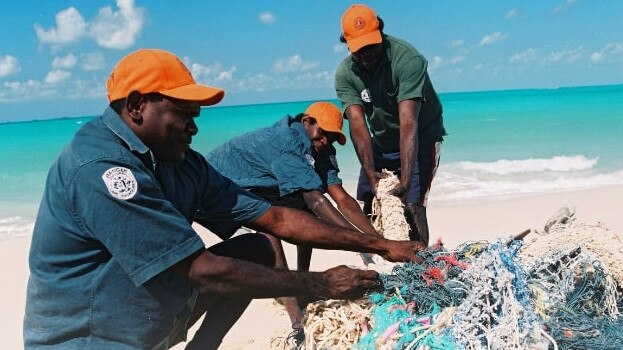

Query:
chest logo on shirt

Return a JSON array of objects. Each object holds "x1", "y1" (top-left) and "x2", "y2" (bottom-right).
[
  {"x1": 361, "y1": 89, "x2": 372, "y2": 103},
  {"x1": 305, "y1": 153, "x2": 315, "y2": 167},
  {"x1": 102, "y1": 167, "x2": 138, "y2": 200}
]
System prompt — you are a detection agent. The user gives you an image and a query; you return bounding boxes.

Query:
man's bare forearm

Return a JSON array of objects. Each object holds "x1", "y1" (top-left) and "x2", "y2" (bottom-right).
[
  {"x1": 174, "y1": 251, "x2": 379, "y2": 300},
  {"x1": 398, "y1": 100, "x2": 420, "y2": 189},
  {"x1": 248, "y1": 206, "x2": 390, "y2": 255},
  {"x1": 346, "y1": 105, "x2": 376, "y2": 184}
]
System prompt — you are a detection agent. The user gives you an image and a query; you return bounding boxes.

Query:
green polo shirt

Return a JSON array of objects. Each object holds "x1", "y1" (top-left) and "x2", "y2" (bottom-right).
[{"x1": 335, "y1": 35, "x2": 446, "y2": 153}]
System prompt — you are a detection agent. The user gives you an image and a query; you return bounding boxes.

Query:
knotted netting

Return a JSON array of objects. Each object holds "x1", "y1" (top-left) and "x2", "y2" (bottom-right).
[{"x1": 279, "y1": 172, "x2": 623, "y2": 350}]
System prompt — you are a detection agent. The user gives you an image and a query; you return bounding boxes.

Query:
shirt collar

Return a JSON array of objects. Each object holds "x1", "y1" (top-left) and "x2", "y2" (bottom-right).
[
  {"x1": 102, "y1": 107, "x2": 156, "y2": 168},
  {"x1": 287, "y1": 116, "x2": 313, "y2": 152}
]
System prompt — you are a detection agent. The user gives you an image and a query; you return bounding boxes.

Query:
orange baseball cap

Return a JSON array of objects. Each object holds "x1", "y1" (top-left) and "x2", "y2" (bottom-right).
[
  {"x1": 305, "y1": 102, "x2": 346, "y2": 145},
  {"x1": 341, "y1": 4, "x2": 382, "y2": 52},
  {"x1": 106, "y1": 49, "x2": 224, "y2": 106}
]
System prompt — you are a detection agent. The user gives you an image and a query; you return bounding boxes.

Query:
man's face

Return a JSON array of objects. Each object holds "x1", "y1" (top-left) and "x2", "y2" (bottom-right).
[
  {"x1": 302, "y1": 116, "x2": 339, "y2": 154},
  {"x1": 139, "y1": 95, "x2": 200, "y2": 162},
  {"x1": 351, "y1": 43, "x2": 384, "y2": 72}
]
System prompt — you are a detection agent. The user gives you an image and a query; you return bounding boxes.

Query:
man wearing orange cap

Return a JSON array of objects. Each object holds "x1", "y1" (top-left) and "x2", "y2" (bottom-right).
[
  {"x1": 335, "y1": 4, "x2": 447, "y2": 246},
  {"x1": 207, "y1": 101, "x2": 379, "y2": 336},
  {"x1": 24, "y1": 49, "x2": 423, "y2": 349}
]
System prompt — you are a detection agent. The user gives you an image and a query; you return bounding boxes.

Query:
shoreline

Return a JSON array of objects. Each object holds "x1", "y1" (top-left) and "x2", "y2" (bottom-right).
[{"x1": 2, "y1": 185, "x2": 622, "y2": 348}]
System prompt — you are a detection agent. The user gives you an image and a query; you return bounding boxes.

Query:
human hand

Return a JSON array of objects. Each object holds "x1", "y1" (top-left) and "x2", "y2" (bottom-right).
[
  {"x1": 369, "y1": 171, "x2": 388, "y2": 194},
  {"x1": 387, "y1": 182, "x2": 407, "y2": 200},
  {"x1": 316, "y1": 265, "x2": 380, "y2": 299},
  {"x1": 380, "y1": 240, "x2": 426, "y2": 263}
]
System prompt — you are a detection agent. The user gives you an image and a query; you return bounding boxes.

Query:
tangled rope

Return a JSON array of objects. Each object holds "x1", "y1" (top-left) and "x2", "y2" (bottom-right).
[
  {"x1": 372, "y1": 169, "x2": 410, "y2": 241},
  {"x1": 275, "y1": 182, "x2": 623, "y2": 350},
  {"x1": 299, "y1": 298, "x2": 372, "y2": 349}
]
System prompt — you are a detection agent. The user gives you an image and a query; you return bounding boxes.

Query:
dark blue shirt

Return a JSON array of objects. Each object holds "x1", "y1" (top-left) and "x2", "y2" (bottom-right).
[
  {"x1": 24, "y1": 107, "x2": 270, "y2": 349},
  {"x1": 207, "y1": 116, "x2": 342, "y2": 196}
]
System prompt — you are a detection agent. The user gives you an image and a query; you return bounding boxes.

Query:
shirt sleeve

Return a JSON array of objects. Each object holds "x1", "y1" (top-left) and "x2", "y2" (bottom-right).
[
  {"x1": 271, "y1": 150, "x2": 324, "y2": 196},
  {"x1": 314, "y1": 146, "x2": 342, "y2": 187},
  {"x1": 335, "y1": 60, "x2": 363, "y2": 110},
  {"x1": 69, "y1": 159, "x2": 205, "y2": 287},
  {"x1": 395, "y1": 53, "x2": 428, "y2": 103},
  {"x1": 194, "y1": 163, "x2": 271, "y2": 239}
]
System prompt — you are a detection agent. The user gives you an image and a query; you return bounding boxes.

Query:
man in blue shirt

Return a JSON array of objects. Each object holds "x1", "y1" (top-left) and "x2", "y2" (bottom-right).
[
  {"x1": 24, "y1": 49, "x2": 424, "y2": 350},
  {"x1": 207, "y1": 101, "x2": 380, "y2": 335}
]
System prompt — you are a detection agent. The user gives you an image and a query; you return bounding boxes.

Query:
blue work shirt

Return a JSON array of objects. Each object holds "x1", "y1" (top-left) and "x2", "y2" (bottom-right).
[
  {"x1": 24, "y1": 107, "x2": 270, "y2": 349},
  {"x1": 207, "y1": 116, "x2": 342, "y2": 197}
]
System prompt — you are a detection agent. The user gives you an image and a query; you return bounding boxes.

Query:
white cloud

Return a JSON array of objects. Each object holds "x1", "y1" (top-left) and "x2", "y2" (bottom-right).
[
  {"x1": 504, "y1": 9, "x2": 519, "y2": 20},
  {"x1": 215, "y1": 68, "x2": 236, "y2": 83},
  {"x1": 271, "y1": 54, "x2": 319, "y2": 73},
  {"x1": 45, "y1": 69, "x2": 71, "y2": 84},
  {"x1": 81, "y1": 52, "x2": 106, "y2": 71},
  {"x1": 89, "y1": 0, "x2": 145, "y2": 50},
  {"x1": 235, "y1": 70, "x2": 333, "y2": 93},
  {"x1": 1, "y1": 77, "x2": 104, "y2": 103},
  {"x1": 479, "y1": 32, "x2": 508, "y2": 47},
  {"x1": 35, "y1": 0, "x2": 144, "y2": 50},
  {"x1": 545, "y1": 48, "x2": 584, "y2": 63},
  {"x1": 451, "y1": 39, "x2": 464, "y2": 48},
  {"x1": 428, "y1": 56, "x2": 443, "y2": 73},
  {"x1": 259, "y1": 11, "x2": 276, "y2": 24},
  {"x1": 553, "y1": 0, "x2": 578, "y2": 14},
  {"x1": 450, "y1": 56, "x2": 465, "y2": 64},
  {"x1": 333, "y1": 43, "x2": 346, "y2": 54},
  {"x1": 1, "y1": 80, "x2": 43, "y2": 102},
  {"x1": 0, "y1": 55, "x2": 21, "y2": 78},
  {"x1": 183, "y1": 57, "x2": 238, "y2": 87},
  {"x1": 509, "y1": 48, "x2": 538, "y2": 63},
  {"x1": 590, "y1": 42, "x2": 623, "y2": 62},
  {"x1": 34, "y1": 7, "x2": 86, "y2": 45},
  {"x1": 52, "y1": 54, "x2": 77, "y2": 69}
]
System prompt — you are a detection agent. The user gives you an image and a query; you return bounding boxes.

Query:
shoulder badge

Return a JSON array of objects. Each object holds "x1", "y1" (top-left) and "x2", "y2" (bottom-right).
[
  {"x1": 102, "y1": 167, "x2": 138, "y2": 200},
  {"x1": 305, "y1": 153, "x2": 316, "y2": 167},
  {"x1": 361, "y1": 89, "x2": 372, "y2": 103}
]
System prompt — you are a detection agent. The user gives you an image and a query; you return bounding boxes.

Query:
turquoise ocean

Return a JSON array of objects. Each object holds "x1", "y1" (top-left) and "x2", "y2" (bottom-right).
[{"x1": 1, "y1": 84, "x2": 622, "y2": 239}]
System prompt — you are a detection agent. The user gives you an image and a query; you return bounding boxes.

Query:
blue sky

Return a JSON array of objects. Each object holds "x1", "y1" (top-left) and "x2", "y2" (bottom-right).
[{"x1": 0, "y1": 0, "x2": 622, "y2": 122}]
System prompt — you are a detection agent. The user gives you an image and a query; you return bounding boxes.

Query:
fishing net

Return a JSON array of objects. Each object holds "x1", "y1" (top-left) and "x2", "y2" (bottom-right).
[{"x1": 273, "y1": 172, "x2": 623, "y2": 350}]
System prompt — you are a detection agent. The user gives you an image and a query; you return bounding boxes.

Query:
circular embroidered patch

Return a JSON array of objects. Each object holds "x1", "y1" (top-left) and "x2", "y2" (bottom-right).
[
  {"x1": 102, "y1": 167, "x2": 138, "y2": 200},
  {"x1": 305, "y1": 153, "x2": 316, "y2": 167},
  {"x1": 354, "y1": 17, "x2": 366, "y2": 30},
  {"x1": 361, "y1": 89, "x2": 372, "y2": 103}
]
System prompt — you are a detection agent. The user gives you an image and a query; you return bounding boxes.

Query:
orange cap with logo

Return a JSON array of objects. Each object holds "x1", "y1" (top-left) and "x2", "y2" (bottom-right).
[
  {"x1": 341, "y1": 4, "x2": 382, "y2": 52},
  {"x1": 305, "y1": 102, "x2": 347, "y2": 145},
  {"x1": 106, "y1": 49, "x2": 224, "y2": 106}
]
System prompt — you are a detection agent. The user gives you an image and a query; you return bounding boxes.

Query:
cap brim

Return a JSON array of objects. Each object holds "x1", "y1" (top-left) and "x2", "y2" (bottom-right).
[
  {"x1": 320, "y1": 125, "x2": 347, "y2": 145},
  {"x1": 159, "y1": 84, "x2": 225, "y2": 106},
  {"x1": 347, "y1": 30, "x2": 382, "y2": 52}
]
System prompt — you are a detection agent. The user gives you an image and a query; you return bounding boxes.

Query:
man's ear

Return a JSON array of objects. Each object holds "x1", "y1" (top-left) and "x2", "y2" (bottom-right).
[
  {"x1": 301, "y1": 115, "x2": 316, "y2": 125},
  {"x1": 125, "y1": 91, "x2": 144, "y2": 122}
]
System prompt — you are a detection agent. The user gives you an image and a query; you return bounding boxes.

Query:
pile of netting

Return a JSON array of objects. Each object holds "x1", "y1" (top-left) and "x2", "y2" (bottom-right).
[
  {"x1": 298, "y1": 223, "x2": 623, "y2": 349},
  {"x1": 292, "y1": 174, "x2": 623, "y2": 349}
]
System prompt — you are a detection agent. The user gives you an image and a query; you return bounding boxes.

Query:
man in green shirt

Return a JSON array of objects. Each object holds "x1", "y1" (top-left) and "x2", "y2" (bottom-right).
[{"x1": 334, "y1": 4, "x2": 447, "y2": 246}]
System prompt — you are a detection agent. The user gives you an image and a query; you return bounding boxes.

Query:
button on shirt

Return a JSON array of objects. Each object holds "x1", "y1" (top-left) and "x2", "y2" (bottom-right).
[
  {"x1": 207, "y1": 116, "x2": 342, "y2": 197},
  {"x1": 24, "y1": 107, "x2": 270, "y2": 349}
]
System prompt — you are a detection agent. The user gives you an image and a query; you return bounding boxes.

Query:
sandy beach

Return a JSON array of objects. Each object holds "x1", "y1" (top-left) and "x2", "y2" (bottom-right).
[{"x1": 3, "y1": 184, "x2": 622, "y2": 349}]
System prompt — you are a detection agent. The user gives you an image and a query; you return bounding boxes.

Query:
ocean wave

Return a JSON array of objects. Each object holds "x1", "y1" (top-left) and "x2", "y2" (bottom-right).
[
  {"x1": 0, "y1": 216, "x2": 34, "y2": 239},
  {"x1": 431, "y1": 169, "x2": 623, "y2": 202},
  {"x1": 456, "y1": 155, "x2": 598, "y2": 175}
]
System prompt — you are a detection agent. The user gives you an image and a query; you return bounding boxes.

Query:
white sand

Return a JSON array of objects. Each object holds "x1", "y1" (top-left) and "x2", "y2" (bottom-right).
[{"x1": 3, "y1": 184, "x2": 623, "y2": 349}]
